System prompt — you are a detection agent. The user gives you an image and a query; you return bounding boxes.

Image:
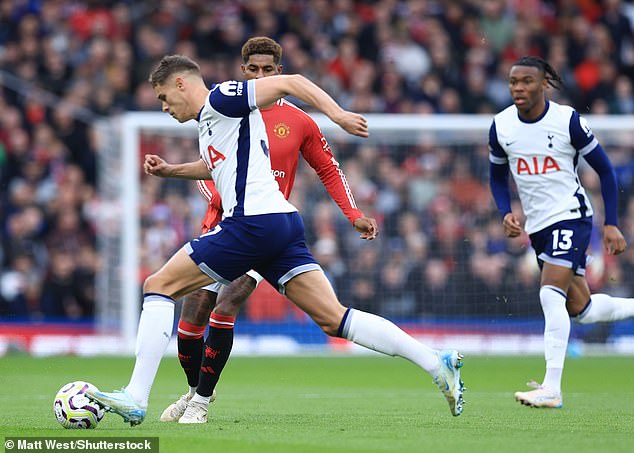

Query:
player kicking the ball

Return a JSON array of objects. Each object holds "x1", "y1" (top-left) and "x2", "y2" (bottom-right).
[
  {"x1": 489, "y1": 56, "x2": 634, "y2": 409},
  {"x1": 86, "y1": 54, "x2": 465, "y2": 426},
  {"x1": 158, "y1": 37, "x2": 378, "y2": 424}
]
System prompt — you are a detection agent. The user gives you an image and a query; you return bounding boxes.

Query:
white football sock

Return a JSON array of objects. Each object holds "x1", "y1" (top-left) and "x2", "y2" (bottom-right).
[
  {"x1": 540, "y1": 285, "x2": 570, "y2": 394},
  {"x1": 542, "y1": 367, "x2": 563, "y2": 394},
  {"x1": 575, "y1": 293, "x2": 634, "y2": 324},
  {"x1": 125, "y1": 294, "x2": 175, "y2": 408},
  {"x1": 188, "y1": 386, "x2": 197, "y2": 397},
  {"x1": 339, "y1": 308, "x2": 439, "y2": 374}
]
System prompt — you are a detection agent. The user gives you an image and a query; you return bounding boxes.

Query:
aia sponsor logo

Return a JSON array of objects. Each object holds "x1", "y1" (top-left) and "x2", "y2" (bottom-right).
[
  {"x1": 206, "y1": 144, "x2": 226, "y2": 169},
  {"x1": 273, "y1": 122, "x2": 291, "y2": 139},
  {"x1": 516, "y1": 156, "x2": 561, "y2": 175}
]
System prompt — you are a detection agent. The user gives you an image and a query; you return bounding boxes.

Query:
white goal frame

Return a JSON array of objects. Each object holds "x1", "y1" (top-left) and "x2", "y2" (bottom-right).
[{"x1": 96, "y1": 112, "x2": 634, "y2": 352}]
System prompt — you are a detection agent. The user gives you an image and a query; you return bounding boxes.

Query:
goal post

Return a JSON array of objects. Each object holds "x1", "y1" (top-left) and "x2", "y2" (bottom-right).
[{"x1": 95, "y1": 112, "x2": 634, "y2": 355}]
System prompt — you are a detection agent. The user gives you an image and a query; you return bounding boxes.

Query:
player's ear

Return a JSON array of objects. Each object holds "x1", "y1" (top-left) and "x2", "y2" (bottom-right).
[
  {"x1": 175, "y1": 76, "x2": 185, "y2": 90},
  {"x1": 277, "y1": 64, "x2": 283, "y2": 74},
  {"x1": 240, "y1": 64, "x2": 247, "y2": 75}
]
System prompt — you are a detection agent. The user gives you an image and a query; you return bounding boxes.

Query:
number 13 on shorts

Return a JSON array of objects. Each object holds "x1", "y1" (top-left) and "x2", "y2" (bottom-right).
[{"x1": 552, "y1": 229, "x2": 573, "y2": 255}]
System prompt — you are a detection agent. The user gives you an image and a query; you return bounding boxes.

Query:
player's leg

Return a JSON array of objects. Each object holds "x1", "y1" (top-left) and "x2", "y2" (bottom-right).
[
  {"x1": 515, "y1": 218, "x2": 592, "y2": 408},
  {"x1": 284, "y1": 269, "x2": 464, "y2": 416},
  {"x1": 87, "y1": 248, "x2": 214, "y2": 425},
  {"x1": 515, "y1": 262, "x2": 572, "y2": 409},
  {"x1": 180, "y1": 272, "x2": 260, "y2": 424},
  {"x1": 567, "y1": 275, "x2": 634, "y2": 322},
  {"x1": 539, "y1": 263, "x2": 574, "y2": 394},
  {"x1": 160, "y1": 286, "x2": 218, "y2": 422}
]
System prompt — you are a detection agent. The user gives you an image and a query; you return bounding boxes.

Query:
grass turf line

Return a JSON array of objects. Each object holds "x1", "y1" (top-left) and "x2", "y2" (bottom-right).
[{"x1": 1, "y1": 355, "x2": 632, "y2": 452}]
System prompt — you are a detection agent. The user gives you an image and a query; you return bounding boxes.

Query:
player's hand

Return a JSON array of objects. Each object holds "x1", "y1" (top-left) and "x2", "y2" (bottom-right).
[
  {"x1": 603, "y1": 225, "x2": 627, "y2": 255},
  {"x1": 503, "y1": 213, "x2": 523, "y2": 238},
  {"x1": 335, "y1": 111, "x2": 369, "y2": 138},
  {"x1": 144, "y1": 154, "x2": 172, "y2": 177},
  {"x1": 353, "y1": 216, "x2": 379, "y2": 240}
]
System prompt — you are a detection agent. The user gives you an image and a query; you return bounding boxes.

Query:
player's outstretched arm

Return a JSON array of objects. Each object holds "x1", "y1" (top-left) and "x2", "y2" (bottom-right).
[
  {"x1": 254, "y1": 75, "x2": 368, "y2": 137},
  {"x1": 353, "y1": 216, "x2": 379, "y2": 240},
  {"x1": 144, "y1": 154, "x2": 212, "y2": 180}
]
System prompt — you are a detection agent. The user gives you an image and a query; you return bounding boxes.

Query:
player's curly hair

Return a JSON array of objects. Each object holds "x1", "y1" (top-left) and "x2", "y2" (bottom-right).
[
  {"x1": 241, "y1": 36, "x2": 283, "y2": 65},
  {"x1": 148, "y1": 55, "x2": 201, "y2": 87},
  {"x1": 513, "y1": 56, "x2": 564, "y2": 90}
]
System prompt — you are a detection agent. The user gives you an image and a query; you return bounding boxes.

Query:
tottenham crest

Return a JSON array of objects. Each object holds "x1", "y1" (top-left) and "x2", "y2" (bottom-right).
[{"x1": 273, "y1": 122, "x2": 291, "y2": 139}]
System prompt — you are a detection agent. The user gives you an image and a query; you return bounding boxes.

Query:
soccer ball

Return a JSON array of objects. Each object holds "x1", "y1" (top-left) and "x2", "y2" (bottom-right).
[{"x1": 53, "y1": 381, "x2": 105, "y2": 429}]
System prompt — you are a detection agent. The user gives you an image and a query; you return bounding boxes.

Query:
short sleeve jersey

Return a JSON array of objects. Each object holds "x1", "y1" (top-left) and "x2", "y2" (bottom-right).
[
  {"x1": 197, "y1": 79, "x2": 296, "y2": 218},
  {"x1": 488, "y1": 100, "x2": 598, "y2": 234}
]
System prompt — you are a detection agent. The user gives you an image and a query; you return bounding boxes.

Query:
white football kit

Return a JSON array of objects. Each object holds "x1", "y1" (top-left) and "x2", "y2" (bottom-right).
[
  {"x1": 187, "y1": 79, "x2": 320, "y2": 289},
  {"x1": 488, "y1": 100, "x2": 598, "y2": 234},
  {"x1": 197, "y1": 79, "x2": 296, "y2": 218}
]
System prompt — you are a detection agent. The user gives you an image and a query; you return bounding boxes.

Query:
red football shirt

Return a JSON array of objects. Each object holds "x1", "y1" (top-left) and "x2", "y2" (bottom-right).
[{"x1": 197, "y1": 99, "x2": 363, "y2": 232}]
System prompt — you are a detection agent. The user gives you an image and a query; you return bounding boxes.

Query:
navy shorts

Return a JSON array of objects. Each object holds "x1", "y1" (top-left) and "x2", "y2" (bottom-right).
[
  {"x1": 529, "y1": 217, "x2": 592, "y2": 276},
  {"x1": 185, "y1": 212, "x2": 321, "y2": 293}
]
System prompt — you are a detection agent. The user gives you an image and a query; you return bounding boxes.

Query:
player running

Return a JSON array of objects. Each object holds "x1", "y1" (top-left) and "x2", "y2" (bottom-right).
[
  {"x1": 489, "y1": 56, "x2": 634, "y2": 409},
  {"x1": 85, "y1": 54, "x2": 465, "y2": 426},
  {"x1": 159, "y1": 37, "x2": 378, "y2": 424}
]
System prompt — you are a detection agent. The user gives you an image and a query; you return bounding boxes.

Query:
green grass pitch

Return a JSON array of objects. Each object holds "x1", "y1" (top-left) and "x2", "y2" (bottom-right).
[{"x1": 1, "y1": 354, "x2": 632, "y2": 452}]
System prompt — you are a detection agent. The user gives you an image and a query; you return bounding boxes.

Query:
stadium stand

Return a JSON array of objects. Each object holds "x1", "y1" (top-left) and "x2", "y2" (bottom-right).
[{"x1": 1, "y1": 0, "x2": 633, "y2": 334}]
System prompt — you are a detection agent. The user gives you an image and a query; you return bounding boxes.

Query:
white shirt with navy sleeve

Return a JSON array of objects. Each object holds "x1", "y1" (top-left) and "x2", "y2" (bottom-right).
[
  {"x1": 197, "y1": 79, "x2": 296, "y2": 218},
  {"x1": 488, "y1": 100, "x2": 598, "y2": 234}
]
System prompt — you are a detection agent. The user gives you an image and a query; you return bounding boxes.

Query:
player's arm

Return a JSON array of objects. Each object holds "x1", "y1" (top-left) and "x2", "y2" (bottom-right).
[
  {"x1": 144, "y1": 154, "x2": 211, "y2": 179},
  {"x1": 582, "y1": 146, "x2": 626, "y2": 254},
  {"x1": 571, "y1": 111, "x2": 626, "y2": 254},
  {"x1": 253, "y1": 75, "x2": 368, "y2": 138},
  {"x1": 299, "y1": 118, "x2": 377, "y2": 239},
  {"x1": 488, "y1": 121, "x2": 521, "y2": 237}
]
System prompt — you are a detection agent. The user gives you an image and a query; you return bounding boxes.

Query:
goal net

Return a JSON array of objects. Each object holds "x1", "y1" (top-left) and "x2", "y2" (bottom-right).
[{"x1": 95, "y1": 112, "x2": 634, "y2": 355}]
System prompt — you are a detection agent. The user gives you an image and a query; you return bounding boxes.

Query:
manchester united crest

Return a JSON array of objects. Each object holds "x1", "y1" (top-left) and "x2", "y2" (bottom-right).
[{"x1": 273, "y1": 122, "x2": 291, "y2": 139}]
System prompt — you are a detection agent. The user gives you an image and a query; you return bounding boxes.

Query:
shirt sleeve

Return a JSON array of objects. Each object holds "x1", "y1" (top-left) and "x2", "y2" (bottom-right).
[
  {"x1": 488, "y1": 119, "x2": 507, "y2": 164},
  {"x1": 196, "y1": 180, "x2": 224, "y2": 232},
  {"x1": 208, "y1": 80, "x2": 257, "y2": 118},
  {"x1": 569, "y1": 110, "x2": 598, "y2": 155},
  {"x1": 583, "y1": 144, "x2": 619, "y2": 226},
  {"x1": 488, "y1": 120, "x2": 512, "y2": 218},
  {"x1": 300, "y1": 116, "x2": 364, "y2": 224}
]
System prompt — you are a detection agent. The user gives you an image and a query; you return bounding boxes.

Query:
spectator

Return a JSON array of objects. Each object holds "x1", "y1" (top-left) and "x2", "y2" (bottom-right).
[{"x1": 1, "y1": 0, "x2": 633, "y2": 325}]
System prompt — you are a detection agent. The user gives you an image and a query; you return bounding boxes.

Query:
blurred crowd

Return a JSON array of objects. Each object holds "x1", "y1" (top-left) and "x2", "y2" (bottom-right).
[{"x1": 1, "y1": 0, "x2": 634, "y2": 322}]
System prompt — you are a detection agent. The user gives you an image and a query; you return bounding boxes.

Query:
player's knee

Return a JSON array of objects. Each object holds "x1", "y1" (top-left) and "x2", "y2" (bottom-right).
[
  {"x1": 143, "y1": 273, "x2": 162, "y2": 294},
  {"x1": 566, "y1": 303, "x2": 586, "y2": 318},
  {"x1": 310, "y1": 304, "x2": 348, "y2": 336},
  {"x1": 566, "y1": 296, "x2": 589, "y2": 318},
  {"x1": 214, "y1": 275, "x2": 255, "y2": 317},
  {"x1": 322, "y1": 324, "x2": 340, "y2": 337}
]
